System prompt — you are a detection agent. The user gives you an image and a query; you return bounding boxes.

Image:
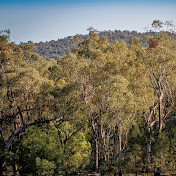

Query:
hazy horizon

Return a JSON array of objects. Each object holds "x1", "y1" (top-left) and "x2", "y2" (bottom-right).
[{"x1": 0, "y1": 0, "x2": 176, "y2": 44}]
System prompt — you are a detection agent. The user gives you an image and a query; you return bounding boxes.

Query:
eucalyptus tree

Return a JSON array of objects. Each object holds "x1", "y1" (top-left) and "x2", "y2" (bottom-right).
[
  {"x1": 127, "y1": 27, "x2": 176, "y2": 171},
  {"x1": 60, "y1": 31, "x2": 110, "y2": 172},
  {"x1": 0, "y1": 31, "x2": 67, "y2": 175},
  {"x1": 60, "y1": 30, "x2": 141, "y2": 175},
  {"x1": 143, "y1": 32, "x2": 176, "y2": 133},
  {"x1": 128, "y1": 37, "x2": 157, "y2": 169},
  {"x1": 130, "y1": 21, "x2": 176, "y2": 171}
]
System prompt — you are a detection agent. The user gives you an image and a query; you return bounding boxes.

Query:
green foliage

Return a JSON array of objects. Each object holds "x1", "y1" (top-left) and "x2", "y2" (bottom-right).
[
  {"x1": 18, "y1": 124, "x2": 61, "y2": 175},
  {"x1": 1, "y1": 26, "x2": 176, "y2": 175},
  {"x1": 34, "y1": 30, "x2": 176, "y2": 58},
  {"x1": 57, "y1": 121, "x2": 91, "y2": 172},
  {"x1": 36, "y1": 157, "x2": 56, "y2": 176}
]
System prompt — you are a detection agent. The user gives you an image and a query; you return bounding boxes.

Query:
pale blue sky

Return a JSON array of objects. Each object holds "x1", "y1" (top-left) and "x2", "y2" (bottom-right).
[{"x1": 0, "y1": 0, "x2": 176, "y2": 43}]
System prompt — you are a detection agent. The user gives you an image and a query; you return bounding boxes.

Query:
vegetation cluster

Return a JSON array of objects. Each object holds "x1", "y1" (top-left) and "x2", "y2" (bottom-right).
[
  {"x1": 33, "y1": 29, "x2": 176, "y2": 59},
  {"x1": 0, "y1": 21, "x2": 176, "y2": 175}
]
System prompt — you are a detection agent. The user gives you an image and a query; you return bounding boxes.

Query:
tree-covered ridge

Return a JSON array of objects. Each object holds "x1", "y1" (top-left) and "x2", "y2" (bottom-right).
[
  {"x1": 0, "y1": 21, "x2": 176, "y2": 175},
  {"x1": 33, "y1": 30, "x2": 165, "y2": 58}
]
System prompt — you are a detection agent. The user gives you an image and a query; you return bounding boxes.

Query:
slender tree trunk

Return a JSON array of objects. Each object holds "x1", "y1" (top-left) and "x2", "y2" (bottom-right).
[
  {"x1": 91, "y1": 116, "x2": 99, "y2": 173},
  {"x1": 0, "y1": 129, "x2": 5, "y2": 176},
  {"x1": 113, "y1": 126, "x2": 117, "y2": 176},
  {"x1": 106, "y1": 132, "x2": 110, "y2": 162},
  {"x1": 101, "y1": 126, "x2": 107, "y2": 173},
  {"x1": 13, "y1": 164, "x2": 19, "y2": 176},
  {"x1": 0, "y1": 159, "x2": 4, "y2": 176},
  {"x1": 158, "y1": 92, "x2": 163, "y2": 133},
  {"x1": 158, "y1": 65, "x2": 163, "y2": 133},
  {"x1": 147, "y1": 128, "x2": 151, "y2": 166},
  {"x1": 95, "y1": 137, "x2": 99, "y2": 173},
  {"x1": 118, "y1": 128, "x2": 122, "y2": 174},
  {"x1": 146, "y1": 131, "x2": 151, "y2": 176},
  {"x1": 158, "y1": 65, "x2": 164, "y2": 171},
  {"x1": 135, "y1": 154, "x2": 137, "y2": 176},
  {"x1": 12, "y1": 121, "x2": 19, "y2": 176},
  {"x1": 100, "y1": 125, "x2": 107, "y2": 162}
]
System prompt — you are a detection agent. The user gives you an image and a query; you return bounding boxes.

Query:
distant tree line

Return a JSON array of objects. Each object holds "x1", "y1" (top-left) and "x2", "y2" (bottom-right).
[{"x1": 33, "y1": 30, "x2": 170, "y2": 59}]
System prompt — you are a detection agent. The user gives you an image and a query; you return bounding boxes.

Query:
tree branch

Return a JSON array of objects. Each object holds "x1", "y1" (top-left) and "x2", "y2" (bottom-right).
[{"x1": 5, "y1": 115, "x2": 64, "y2": 150}]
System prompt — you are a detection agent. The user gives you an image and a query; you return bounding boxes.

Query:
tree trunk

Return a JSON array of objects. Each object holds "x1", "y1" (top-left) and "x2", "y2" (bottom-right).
[
  {"x1": 13, "y1": 164, "x2": 19, "y2": 176},
  {"x1": 0, "y1": 159, "x2": 4, "y2": 176},
  {"x1": 113, "y1": 126, "x2": 117, "y2": 176},
  {"x1": 118, "y1": 128, "x2": 122, "y2": 174},
  {"x1": 12, "y1": 121, "x2": 19, "y2": 176},
  {"x1": 91, "y1": 116, "x2": 99, "y2": 173},
  {"x1": 158, "y1": 66, "x2": 164, "y2": 170},
  {"x1": 147, "y1": 128, "x2": 151, "y2": 166},
  {"x1": 100, "y1": 125, "x2": 108, "y2": 173},
  {"x1": 146, "y1": 130, "x2": 151, "y2": 176},
  {"x1": 135, "y1": 154, "x2": 137, "y2": 176},
  {"x1": 158, "y1": 92, "x2": 163, "y2": 133},
  {"x1": 0, "y1": 129, "x2": 5, "y2": 176},
  {"x1": 158, "y1": 65, "x2": 163, "y2": 133},
  {"x1": 100, "y1": 125, "x2": 107, "y2": 162},
  {"x1": 95, "y1": 137, "x2": 99, "y2": 173}
]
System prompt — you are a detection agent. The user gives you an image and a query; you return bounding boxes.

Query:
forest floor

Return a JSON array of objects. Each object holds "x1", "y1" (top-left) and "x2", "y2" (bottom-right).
[{"x1": 86, "y1": 172, "x2": 176, "y2": 176}]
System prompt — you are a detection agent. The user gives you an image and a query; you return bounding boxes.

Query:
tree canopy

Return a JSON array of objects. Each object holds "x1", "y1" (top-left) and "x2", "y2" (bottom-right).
[{"x1": 0, "y1": 21, "x2": 176, "y2": 175}]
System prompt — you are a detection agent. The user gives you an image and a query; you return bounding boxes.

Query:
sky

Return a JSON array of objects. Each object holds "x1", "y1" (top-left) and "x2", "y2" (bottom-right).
[{"x1": 0, "y1": 0, "x2": 176, "y2": 44}]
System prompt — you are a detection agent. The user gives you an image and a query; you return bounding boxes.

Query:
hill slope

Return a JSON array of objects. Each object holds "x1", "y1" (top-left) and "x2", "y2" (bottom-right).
[{"x1": 33, "y1": 30, "x2": 161, "y2": 58}]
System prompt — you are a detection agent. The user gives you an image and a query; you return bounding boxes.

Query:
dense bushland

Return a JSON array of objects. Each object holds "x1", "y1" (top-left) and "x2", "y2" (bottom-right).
[{"x1": 0, "y1": 21, "x2": 176, "y2": 175}]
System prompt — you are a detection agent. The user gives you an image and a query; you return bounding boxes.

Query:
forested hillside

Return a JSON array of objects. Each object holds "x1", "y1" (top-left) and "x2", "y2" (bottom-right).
[
  {"x1": 34, "y1": 30, "x2": 158, "y2": 58},
  {"x1": 0, "y1": 21, "x2": 176, "y2": 176}
]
